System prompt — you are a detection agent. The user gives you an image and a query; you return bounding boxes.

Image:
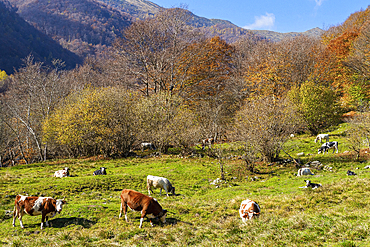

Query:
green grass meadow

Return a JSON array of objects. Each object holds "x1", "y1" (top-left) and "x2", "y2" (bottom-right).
[{"x1": 1, "y1": 125, "x2": 370, "y2": 246}]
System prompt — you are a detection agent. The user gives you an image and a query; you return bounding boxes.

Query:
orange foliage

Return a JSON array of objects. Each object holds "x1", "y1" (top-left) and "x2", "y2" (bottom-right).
[
  {"x1": 320, "y1": 7, "x2": 370, "y2": 107},
  {"x1": 175, "y1": 36, "x2": 234, "y2": 101}
]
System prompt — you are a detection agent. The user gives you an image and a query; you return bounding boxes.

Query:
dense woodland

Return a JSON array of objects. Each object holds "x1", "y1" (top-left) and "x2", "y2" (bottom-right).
[
  {"x1": 0, "y1": 1, "x2": 83, "y2": 74},
  {"x1": 1, "y1": 6, "x2": 370, "y2": 167}
]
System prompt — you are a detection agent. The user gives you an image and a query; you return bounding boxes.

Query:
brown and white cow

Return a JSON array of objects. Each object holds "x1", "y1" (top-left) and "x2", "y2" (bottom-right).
[
  {"x1": 202, "y1": 138, "x2": 214, "y2": 150},
  {"x1": 239, "y1": 199, "x2": 260, "y2": 223},
  {"x1": 53, "y1": 167, "x2": 69, "y2": 178},
  {"x1": 13, "y1": 195, "x2": 67, "y2": 229},
  {"x1": 119, "y1": 189, "x2": 167, "y2": 228}
]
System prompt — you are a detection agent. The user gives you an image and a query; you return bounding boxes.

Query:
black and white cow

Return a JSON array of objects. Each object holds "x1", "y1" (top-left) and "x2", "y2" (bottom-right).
[
  {"x1": 141, "y1": 142, "x2": 156, "y2": 152},
  {"x1": 93, "y1": 167, "x2": 107, "y2": 175},
  {"x1": 318, "y1": 141, "x2": 338, "y2": 154},
  {"x1": 299, "y1": 180, "x2": 322, "y2": 189}
]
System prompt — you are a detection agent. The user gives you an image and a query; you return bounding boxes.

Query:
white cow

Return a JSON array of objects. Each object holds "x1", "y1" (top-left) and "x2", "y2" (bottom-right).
[
  {"x1": 297, "y1": 167, "x2": 314, "y2": 176},
  {"x1": 314, "y1": 134, "x2": 329, "y2": 143},
  {"x1": 147, "y1": 175, "x2": 175, "y2": 196}
]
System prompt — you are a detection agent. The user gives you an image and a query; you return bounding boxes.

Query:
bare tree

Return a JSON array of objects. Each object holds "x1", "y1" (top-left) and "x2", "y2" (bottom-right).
[
  {"x1": 135, "y1": 92, "x2": 201, "y2": 154},
  {"x1": 345, "y1": 111, "x2": 370, "y2": 160},
  {"x1": 233, "y1": 97, "x2": 302, "y2": 163},
  {"x1": 112, "y1": 7, "x2": 202, "y2": 96},
  {"x1": 0, "y1": 56, "x2": 73, "y2": 162}
]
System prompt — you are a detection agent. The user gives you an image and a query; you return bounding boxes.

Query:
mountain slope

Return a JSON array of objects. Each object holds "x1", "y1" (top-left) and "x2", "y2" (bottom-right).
[
  {"x1": 0, "y1": 0, "x2": 82, "y2": 74},
  {"x1": 250, "y1": 27, "x2": 324, "y2": 42},
  {"x1": 1, "y1": 0, "x2": 324, "y2": 74},
  {"x1": 99, "y1": 0, "x2": 161, "y2": 19},
  {"x1": 6, "y1": 0, "x2": 132, "y2": 57},
  {"x1": 101, "y1": 0, "x2": 324, "y2": 42}
]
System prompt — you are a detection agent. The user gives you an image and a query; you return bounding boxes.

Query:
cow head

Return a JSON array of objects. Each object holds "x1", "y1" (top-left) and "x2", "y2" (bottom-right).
[
  {"x1": 317, "y1": 147, "x2": 325, "y2": 154},
  {"x1": 55, "y1": 199, "x2": 67, "y2": 213},
  {"x1": 158, "y1": 209, "x2": 167, "y2": 223},
  {"x1": 171, "y1": 187, "x2": 176, "y2": 196}
]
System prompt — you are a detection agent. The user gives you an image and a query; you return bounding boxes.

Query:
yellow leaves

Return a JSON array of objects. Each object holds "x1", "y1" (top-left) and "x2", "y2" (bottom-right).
[
  {"x1": 43, "y1": 87, "x2": 135, "y2": 154},
  {"x1": 0, "y1": 70, "x2": 7, "y2": 81}
]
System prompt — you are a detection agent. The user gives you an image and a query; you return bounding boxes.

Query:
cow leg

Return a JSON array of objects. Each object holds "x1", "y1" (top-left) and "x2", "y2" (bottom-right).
[
  {"x1": 12, "y1": 206, "x2": 18, "y2": 227},
  {"x1": 18, "y1": 211, "x2": 24, "y2": 229},
  {"x1": 139, "y1": 210, "x2": 147, "y2": 228},
  {"x1": 139, "y1": 217, "x2": 144, "y2": 228},
  {"x1": 121, "y1": 202, "x2": 129, "y2": 222},
  {"x1": 159, "y1": 188, "x2": 162, "y2": 196},
  {"x1": 147, "y1": 185, "x2": 152, "y2": 195},
  {"x1": 119, "y1": 202, "x2": 122, "y2": 218},
  {"x1": 41, "y1": 213, "x2": 47, "y2": 229},
  {"x1": 45, "y1": 216, "x2": 49, "y2": 227},
  {"x1": 119, "y1": 201, "x2": 128, "y2": 222}
]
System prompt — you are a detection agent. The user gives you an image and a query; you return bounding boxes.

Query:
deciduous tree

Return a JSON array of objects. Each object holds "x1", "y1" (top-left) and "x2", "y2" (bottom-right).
[{"x1": 233, "y1": 97, "x2": 301, "y2": 163}]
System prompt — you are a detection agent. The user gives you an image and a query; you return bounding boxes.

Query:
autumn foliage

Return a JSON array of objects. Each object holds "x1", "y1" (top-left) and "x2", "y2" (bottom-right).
[{"x1": 2, "y1": 7, "x2": 370, "y2": 165}]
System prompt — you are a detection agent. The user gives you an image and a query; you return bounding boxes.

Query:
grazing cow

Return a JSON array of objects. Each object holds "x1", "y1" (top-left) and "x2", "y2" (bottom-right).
[
  {"x1": 300, "y1": 180, "x2": 322, "y2": 189},
  {"x1": 297, "y1": 167, "x2": 314, "y2": 176},
  {"x1": 315, "y1": 134, "x2": 329, "y2": 143},
  {"x1": 318, "y1": 141, "x2": 339, "y2": 154},
  {"x1": 93, "y1": 167, "x2": 107, "y2": 175},
  {"x1": 347, "y1": 170, "x2": 357, "y2": 176},
  {"x1": 53, "y1": 167, "x2": 69, "y2": 178},
  {"x1": 13, "y1": 195, "x2": 66, "y2": 229},
  {"x1": 147, "y1": 175, "x2": 175, "y2": 196},
  {"x1": 239, "y1": 199, "x2": 260, "y2": 223},
  {"x1": 119, "y1": 189, "x2": 167, "y2": 228},
  {"x1": 202, "y1": 138, "x2": 214, "y2": 150},
  {"x1": 141, "y1": 142, "x2": 156, "y2": 152}
]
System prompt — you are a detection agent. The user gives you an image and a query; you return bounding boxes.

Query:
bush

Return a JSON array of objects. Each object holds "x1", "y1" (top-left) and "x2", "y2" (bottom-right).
[{"x1": 43, "y1": 87, "x2": 139, "y2": 158}]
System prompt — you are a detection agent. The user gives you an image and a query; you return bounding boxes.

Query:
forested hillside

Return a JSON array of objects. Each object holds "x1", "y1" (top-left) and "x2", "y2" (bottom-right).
[
  {"x1": 5, "y1": 0, "x2": 132, "y2": 57},
  {"x1": 0, "y1": 1, "x2": 82, "y2": 74},
  {"x1": 1, "y1": 0, "x2": 324, "y2": 73},
  {"x1": 0, "y1": 6, "x2": 369, "y2": 167}
]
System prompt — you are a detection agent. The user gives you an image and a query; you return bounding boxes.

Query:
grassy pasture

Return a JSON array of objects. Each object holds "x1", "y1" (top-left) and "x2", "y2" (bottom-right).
[{"x1": 1, "y1": 125, "x2": 370, "y2": 246}]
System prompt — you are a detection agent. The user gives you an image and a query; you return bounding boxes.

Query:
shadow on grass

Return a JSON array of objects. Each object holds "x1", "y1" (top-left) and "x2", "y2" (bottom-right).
[
  {"x1": 48, "y1": 217, "x2": 96, "y2": 228},
  {"x1": 166, "y1": 217, "x2": 193, "y2": 226}
]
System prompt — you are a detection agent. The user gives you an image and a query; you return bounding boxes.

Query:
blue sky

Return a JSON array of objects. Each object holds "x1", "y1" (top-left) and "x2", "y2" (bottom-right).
[{"x1": 151, "y1": 0, "x2": 370, "y2": 33}]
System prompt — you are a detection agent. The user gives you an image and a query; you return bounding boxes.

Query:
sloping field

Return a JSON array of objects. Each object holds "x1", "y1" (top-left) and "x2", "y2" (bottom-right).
[{"x1": 1, "y1": 127, "x2": 370, "y2": 246}]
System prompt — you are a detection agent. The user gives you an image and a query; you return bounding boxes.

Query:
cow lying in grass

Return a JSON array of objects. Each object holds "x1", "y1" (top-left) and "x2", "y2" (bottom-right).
[
  {"x1": 93, "y1": 167, "x2": 107, "y2": 175},
  {"x1": 13, "y1": 195, "x2": 66, "y2": 229},
  {"x1": 239, "y1": 199, "x2": 260, "y2": 223},
  {"x1": 119, "y1": 189, "x2": 167, "y2": 228},
  {"x1": 53, "y1": 167, "x2": 69, "y2": 178},
  {"x1": 299, "y1": 180, "x2": 322, "y2": 189}
]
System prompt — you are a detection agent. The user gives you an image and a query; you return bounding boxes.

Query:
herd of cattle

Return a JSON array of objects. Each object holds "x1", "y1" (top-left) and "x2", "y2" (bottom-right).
[{"x1": 12, "y1": 134, "x2": 343, "y2": 229}]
